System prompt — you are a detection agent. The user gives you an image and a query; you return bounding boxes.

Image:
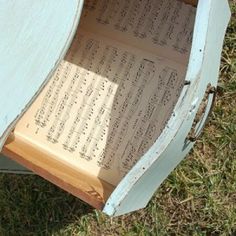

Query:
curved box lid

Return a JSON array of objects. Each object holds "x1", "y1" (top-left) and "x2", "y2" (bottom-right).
[{"x1": 0, "y1": 0, "x2": 84, "y2": 150}]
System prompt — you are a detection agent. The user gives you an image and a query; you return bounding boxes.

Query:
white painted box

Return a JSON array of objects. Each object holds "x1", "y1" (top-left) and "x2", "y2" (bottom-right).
[{"x1": 0, "y1": 0, "x2": 230, "y2": 216}]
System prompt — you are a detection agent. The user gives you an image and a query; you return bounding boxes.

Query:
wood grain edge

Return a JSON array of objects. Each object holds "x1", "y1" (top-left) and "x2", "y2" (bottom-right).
[
  {"x1": 180, "y1": 0, "x2": 198, "y2": 6},
  {"x1": 2, "y1": 134, "x2": 114, "y2": 210}
]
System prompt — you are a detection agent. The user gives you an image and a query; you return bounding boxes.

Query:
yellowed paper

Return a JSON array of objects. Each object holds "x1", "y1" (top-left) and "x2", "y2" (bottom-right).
[{"x1": 15, "y1": 0, "x2": 195, "y2": 185}]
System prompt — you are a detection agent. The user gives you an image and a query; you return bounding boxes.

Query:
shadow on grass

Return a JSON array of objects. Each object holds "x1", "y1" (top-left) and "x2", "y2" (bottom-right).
[{"x1": 0, "y1": 174, "x2": 93, "y2": 235}]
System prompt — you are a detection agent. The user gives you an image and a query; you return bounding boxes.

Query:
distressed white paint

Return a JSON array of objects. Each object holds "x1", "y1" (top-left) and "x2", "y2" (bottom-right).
[
  {"x1": 0, "y1": 0, "x2": 231, "y2": 216},
  {"x1": 0, "y1": 0, "x2": 84, "y2": 150}
]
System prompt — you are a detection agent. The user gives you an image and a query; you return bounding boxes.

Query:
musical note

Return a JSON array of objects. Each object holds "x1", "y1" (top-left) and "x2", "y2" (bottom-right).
[{"x1": 18, "y1": 0, "x2": 195, "y2": 186}]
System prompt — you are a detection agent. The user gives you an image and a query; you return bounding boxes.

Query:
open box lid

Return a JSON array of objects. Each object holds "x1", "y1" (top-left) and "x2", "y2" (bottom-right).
[{"x1": 0, "y1": 0, "x2": 84, "y2": 150}]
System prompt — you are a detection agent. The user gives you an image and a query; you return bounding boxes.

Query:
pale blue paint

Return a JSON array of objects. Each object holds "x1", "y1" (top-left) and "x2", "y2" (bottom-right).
[
  {"x1": 0, "y1": 0, "x2": 230, "y2": 216},
  {"x1": 103, "y1": 0, "x2": 231, "y2": 216},
  {"x1": 0, "y1": 0, "x2": 84, "y2": 150},
  {"x1": 0, "y1": 154, "x2": 32, "y2": 174}
]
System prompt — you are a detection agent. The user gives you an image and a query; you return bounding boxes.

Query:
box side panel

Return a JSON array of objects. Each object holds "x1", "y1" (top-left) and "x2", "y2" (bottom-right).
[
  {"x1": 0, "y1": 155, "x2": 32, "y2": 174},
  {"x1": 0, "y1": 0, "x2": 84, "y2": 150},
  {"x1": 103, "y1": 0, "x2": 231, "y2": 216}
]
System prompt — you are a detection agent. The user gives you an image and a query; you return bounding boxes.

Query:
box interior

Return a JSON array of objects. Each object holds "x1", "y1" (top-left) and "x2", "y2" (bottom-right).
[{"x1": 3, "y1": 0, "x2": 197, "y2": 209}]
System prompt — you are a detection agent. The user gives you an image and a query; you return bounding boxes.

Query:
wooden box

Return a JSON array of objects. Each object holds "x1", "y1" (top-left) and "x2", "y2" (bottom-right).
[{"x1": 0, "y1": 0, "x2": 230, "y2": 216}]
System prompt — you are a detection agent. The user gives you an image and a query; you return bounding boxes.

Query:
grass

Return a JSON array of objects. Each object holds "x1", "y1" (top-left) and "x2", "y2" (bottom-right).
[{"x1": 0, "y1": 2, "x2": 236, "y2": 236}]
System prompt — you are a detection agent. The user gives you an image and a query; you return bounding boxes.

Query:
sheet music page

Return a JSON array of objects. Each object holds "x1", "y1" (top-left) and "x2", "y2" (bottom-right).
[
  {"x1": 81, "y1": 0, "x2": 196, "y2": 64},
  {"x1": 14, "y1": 0, "x2": 196, "y2": 185}
]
